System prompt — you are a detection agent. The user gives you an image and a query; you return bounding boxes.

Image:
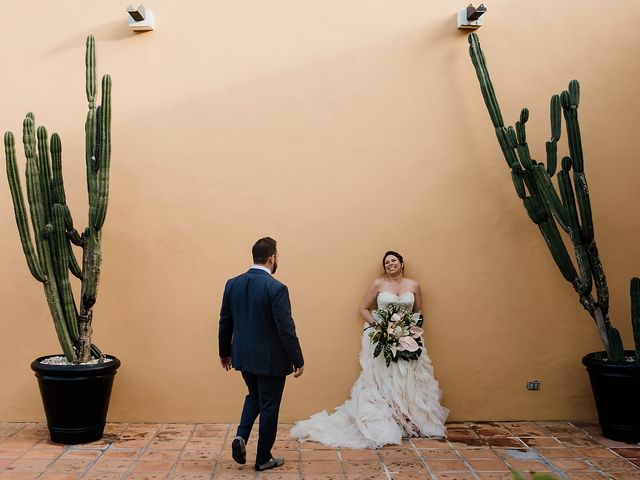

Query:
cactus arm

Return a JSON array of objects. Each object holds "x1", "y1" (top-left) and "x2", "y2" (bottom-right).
[
  {"x1": 511, "y1": 169, "x2": 526, "y2": 199},
  {"x1": 36, "y1": 126, "x2": 53, "y2": 224},
  {"x1": 537, "y1": 219, "x2": 579, "y2": 284},
  {"x1": 67, "y1": 241, "x2": 82, "y2": 279},
  {"x1": 4, "y1": 132, "x2": 47, "y2": 282},
  {"x1": 86, "y1": 35, "x2": 96, "y2": 108},
  {"x1": 545, "y1": 140, "x2": 557, "y2": 176},
  {"x1": 468, "y1": 33, "x2": 504, "y2": 128},
  {"x1": 550, "y1": 94, "x2": 562, "y2": 141},
  {"x1": 92, "y1": 75, "x2": 111, "y2": 230},
  {"x1": 496, "y1": 128, "x2": 520, "y2": 168},
  {"x1": 573, "y1": 172, "x2": 594, "y2": 242},
  {"x1": 531, "y1": 164, "x2": 570, "y2": 232},
  {"x1": 631, "y1": 277, "x2": 640, "y2": 360},
  {"x1": 52, "y1": 204, "x2": 80, "y2": 340}
]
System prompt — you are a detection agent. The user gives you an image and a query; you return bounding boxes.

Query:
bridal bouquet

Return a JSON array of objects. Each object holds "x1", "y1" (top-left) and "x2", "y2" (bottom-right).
[{"x1": 367, "y1": 304, "x2": 424, "y2": 367}]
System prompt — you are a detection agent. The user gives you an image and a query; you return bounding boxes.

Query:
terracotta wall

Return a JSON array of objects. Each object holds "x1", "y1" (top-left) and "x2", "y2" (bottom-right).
[{"x1": 1, "y1": 0, "x2": 639, "y2": 422}]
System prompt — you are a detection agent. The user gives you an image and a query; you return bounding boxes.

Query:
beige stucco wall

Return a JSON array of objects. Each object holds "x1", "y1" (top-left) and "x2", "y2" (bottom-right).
[{"x1": 1, "y1": 0, "x2": 639, "y2": 423}]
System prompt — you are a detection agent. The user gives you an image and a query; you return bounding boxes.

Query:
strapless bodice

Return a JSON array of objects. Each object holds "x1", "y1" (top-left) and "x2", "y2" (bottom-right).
[{"x1": 377, "y1": 291, "x2": 415, "y2": 311}]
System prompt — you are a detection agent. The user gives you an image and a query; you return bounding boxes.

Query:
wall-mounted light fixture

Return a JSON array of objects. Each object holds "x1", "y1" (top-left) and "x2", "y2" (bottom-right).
[
  {"x1": 127, "y1": 4, "x2": 155, "y2": 31},
  {"x1": 457, "y1": 4, "x2": 486, "y2": 30}
]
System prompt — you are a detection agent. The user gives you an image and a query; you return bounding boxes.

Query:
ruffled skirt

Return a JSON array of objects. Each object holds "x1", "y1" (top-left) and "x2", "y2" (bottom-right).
[{"x1": 290, "y1": 325, "x2": 448, "y2": 448}]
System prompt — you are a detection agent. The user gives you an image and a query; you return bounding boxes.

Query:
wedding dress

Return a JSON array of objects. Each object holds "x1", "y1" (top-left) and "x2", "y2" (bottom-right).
[{"x1": 290, "y1": 291, "x2": 448, "y2": 448}]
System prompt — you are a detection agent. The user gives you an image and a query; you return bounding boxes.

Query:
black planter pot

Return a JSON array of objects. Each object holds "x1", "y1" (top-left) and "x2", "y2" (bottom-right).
[
  {"x1": 582, "y1": 351, "x2": 640, "y2": 443},
  {"x1": 31, "y1": 355, "x2": 121, "y2": 444}
]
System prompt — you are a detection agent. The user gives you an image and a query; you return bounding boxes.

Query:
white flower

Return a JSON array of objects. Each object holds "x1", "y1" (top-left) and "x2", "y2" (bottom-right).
[{"x1": 398, "y1": 336, "x2": 420, "y2": 352}]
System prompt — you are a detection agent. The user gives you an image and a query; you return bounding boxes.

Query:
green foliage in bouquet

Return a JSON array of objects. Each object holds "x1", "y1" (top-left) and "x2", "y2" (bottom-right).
[
  {"x1": 368, "y1": 304, "x2": 424, "y2": 367},
  {"x1": 467, "y1": 32, "x2": 640, "y2": 363},
  {"x1": 4, "y1": 35, "x2": 111, "y2": 364}
]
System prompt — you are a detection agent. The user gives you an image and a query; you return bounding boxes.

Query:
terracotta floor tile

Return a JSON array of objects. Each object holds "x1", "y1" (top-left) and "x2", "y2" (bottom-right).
[
  {"x1": 388, "y1": 473, "x2": 428, "y2": 480},
  {"x1": 4, "y1": 459, "x2": 53, "y2": 472},
  {"x1": 215, "y1": 461, "x2": 248, "y2": 474},
  {"x1": 571, "y1": 447, "x2": 619, "y2": 459},
  {"x1": 302, "y1": 474, "x2": 346, "y2": 480},
  {"x1": 173, "y1": 460, "x2": 216, "y2": 474},
  {"x1": 384, "y1": 460, "x2": 428, "y2": 474},
  {"x1": 90, "y1": 458, "x2": 136, "y2": 473},
  {"x1": 169, "y1": 474, "x2": 212, "y2": 480},
  {"x1": 424, "y1": 459, "x2": 468, "y2": 472},
  {"x1": 211, "y1": 474, "x2": 256, "y2": 480},
  {"x1": 473, "y1": 473, "x2": 514, "y2": 480},
  {"x1": 302, "y1": 461, "x2": 342, "y2": 474},
  {"x1": 131, "y1": 460, "x2": 175, "y2": 474},
  {"x1": 378, "y1": 449, "x2": 419, "y2": 461},
  {"x1": 211, "y1": 473, "x2": 256, "y2": 480},
  {"x1": 448, "y1": 440, "x2": 489, "y2": 449},
  {"x1": 612, "y1": 449, "x2": 640, "y2": 459},
  {"x1": 587, "y1": 458, "x2": 639, "y2": 471},
  {"x1": 46, "y1": 459, "x2": 93, "y2": 472},
  {"x1": 61, "y1": 449, "x2": 102, "y2": 460},
  {"x1": 501, "y1": 423, "x2": 548, "y2": 437},
  {"x1": 184, "y1": 440, "x2": 223, "y2": 450},
  {"x1": 256, "y1": 473, "x2": 302, "y2": 480},
  {"x1": 505, "y1": 459, "x2": 551, "y2": 471},
  {"x1": 139, "y1": 451, "x2": 180, "y2": 461},
  {"x1": 179, "y1": 450, "x2": 218, "y2": 461},
  {"x1": 0, "y1": 473, "x2": 41, "y2": 480},
  {"x1": 410, "y1": 438, "x2": 449, "y2": 449},
  {"x1": 559, "y1": 437, "x2": 600, "y2": 448},
  {"x1": 550, "y1": 458, "x2": 594, "y2": 470},
  {"x1": 126, "y1": 474, "x2": 169, "y2": 480},
  {"x1": 39, "y1": 473, "x2": 86, "y2": 480},
  {"x1": 485, "y1": 438, "x2": 527, "y2": 449},
  {"x1": 300, "y1": 450, "x2": 339, "y2": 461},
  {"x1": 82, "y1": 472, "x2": 127, "y2": 480},
  {"x1": 465, "y1": 459, "x2": 510, "y2": 471},
  {"x1": 472, "y1": 423, "x2": 513, "y2": 438},
  {"x1": 608, "y1": 473, "x2": 640, "y2": 480},
  {"x1": 343, "y1": 474, "x2": 387, "y2": 480},
  {"x1": 148, "y1": 440, "x2": 189, "y2": 451},
  {"x1": 418, "y1": 449, "x2": 460, "y2": 459},
  {"x1": 338, "y1": 449, "x2": 379, "y2": 461},
  {"x1": 535, "y1": 447, "x2": 577, "y2": 459},
  {"x1": 455, "y1": 448, "x2": 498, "y2": 459},
  {"x1": 342, "y1": 460, "x2": 383, "y2": 474},
  {"x1": 433, "y1": 474, "x2": 477, "y2": 480},
  {"x1": 564, "y1": 473, "x2": 609, "y2": 480},
  {"x1": 16, "y1": 450, "x2": 62, "y2": 460},
  {"x1": 520, "y1": 437, "x2": 563, "y2": 448}
]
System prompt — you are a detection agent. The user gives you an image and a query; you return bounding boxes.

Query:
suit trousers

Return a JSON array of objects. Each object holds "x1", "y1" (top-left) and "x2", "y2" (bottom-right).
[{"x1": 237, "y1": 372, "x2": 286, "y2": 465}]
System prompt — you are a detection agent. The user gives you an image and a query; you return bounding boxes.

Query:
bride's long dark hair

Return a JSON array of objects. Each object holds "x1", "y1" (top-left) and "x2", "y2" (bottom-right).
[{"x1": 382, "y1": 250, "x2": 404, "y2": 273}]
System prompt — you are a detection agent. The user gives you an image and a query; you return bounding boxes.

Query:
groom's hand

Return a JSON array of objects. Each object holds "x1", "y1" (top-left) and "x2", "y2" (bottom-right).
[
  {"x1": 293, "y1": 366, "x2": 304, "y2": 378},
  {"x1": 220, "y1": 357, "x2": 232, "y2": 371}
]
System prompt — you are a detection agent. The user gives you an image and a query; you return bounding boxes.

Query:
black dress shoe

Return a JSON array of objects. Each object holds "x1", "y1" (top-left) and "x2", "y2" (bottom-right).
[
  {"x1": 255, "y1": 457, "x2": 284, "y2": 471},
  {"x1": 231, "y1": 436, "x2": 246, "y2": 464}
]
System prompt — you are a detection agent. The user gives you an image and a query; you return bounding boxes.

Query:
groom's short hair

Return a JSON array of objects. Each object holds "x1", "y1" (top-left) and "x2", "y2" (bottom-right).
[{"x1": 252, "y1": 237, "x2": 277, "y2": 264}]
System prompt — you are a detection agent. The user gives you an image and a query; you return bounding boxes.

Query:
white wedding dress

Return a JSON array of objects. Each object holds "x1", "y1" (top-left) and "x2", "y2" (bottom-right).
[{"x1": 290, "y1": 291, "x2": 448, "y2": 448}]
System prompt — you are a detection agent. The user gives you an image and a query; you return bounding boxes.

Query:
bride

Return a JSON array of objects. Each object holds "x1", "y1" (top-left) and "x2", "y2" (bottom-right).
[{"x1": 290, "y1": 251, "x2": 448, "y2": 448}]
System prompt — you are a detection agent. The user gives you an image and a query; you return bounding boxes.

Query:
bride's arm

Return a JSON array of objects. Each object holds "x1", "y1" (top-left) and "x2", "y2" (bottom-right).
[
  {"x1": 359, "y1": 279, "x2": 381, "y2": 325},
  {"x1": 413, "y1": 282, "x2": 423, "y2": 313}
]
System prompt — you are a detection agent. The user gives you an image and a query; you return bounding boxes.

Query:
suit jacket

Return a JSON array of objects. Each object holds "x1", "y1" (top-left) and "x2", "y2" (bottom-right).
[{"x1": 218, "y1": 268, "x2": 304, "y2": 376}]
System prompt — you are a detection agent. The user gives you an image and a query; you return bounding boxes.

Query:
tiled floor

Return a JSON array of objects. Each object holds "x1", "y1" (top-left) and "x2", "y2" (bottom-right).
[{"x1": 0, "y1": 421, "x2": 639, "y2": 480}]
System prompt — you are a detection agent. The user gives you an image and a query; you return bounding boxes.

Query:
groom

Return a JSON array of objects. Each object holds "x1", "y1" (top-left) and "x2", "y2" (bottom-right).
[{"x1": 218, "y1": 237, "x2": 304, "y2": 472}]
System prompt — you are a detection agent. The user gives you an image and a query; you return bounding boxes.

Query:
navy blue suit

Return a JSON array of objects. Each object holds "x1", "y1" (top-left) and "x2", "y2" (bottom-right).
[{"x1": 218, "y1": 268, "x2": 303, "y2": 465}]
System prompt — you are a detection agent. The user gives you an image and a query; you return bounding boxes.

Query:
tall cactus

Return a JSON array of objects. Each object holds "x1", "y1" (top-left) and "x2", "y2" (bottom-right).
[
  {"x1": 4, "y1": 35, "x2": 111, "y2": 364},
  {"x1": 468, "y1": 33, "x2": 639, "y2": 362}
]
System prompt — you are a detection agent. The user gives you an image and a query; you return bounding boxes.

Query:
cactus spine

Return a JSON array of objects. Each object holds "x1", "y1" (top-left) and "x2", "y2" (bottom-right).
[
  {"x1": 468, "y1": 33, "x2": 639, "y2": 362},
  {"x1": 4, "y1": 35, "x2": 111, "y2": 364}
]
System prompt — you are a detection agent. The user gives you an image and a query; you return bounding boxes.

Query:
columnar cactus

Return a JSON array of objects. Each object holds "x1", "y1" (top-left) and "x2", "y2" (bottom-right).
[
  {"x1": 467, "y1": 33, "x2": 639, "y2": 363},
  {"x1": 4, "y1": 35, "x2": 111, "y2": 364}
]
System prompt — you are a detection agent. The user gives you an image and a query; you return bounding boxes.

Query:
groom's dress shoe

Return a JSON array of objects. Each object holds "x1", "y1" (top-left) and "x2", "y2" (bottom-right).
[
  {"x1": 231, "y1": 436, "x2": 246, "y2": 464},
  {"x1": 255, "y1": 457, "x2": 284, "y2": 471}
]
